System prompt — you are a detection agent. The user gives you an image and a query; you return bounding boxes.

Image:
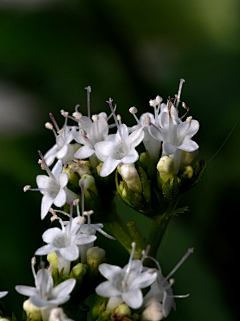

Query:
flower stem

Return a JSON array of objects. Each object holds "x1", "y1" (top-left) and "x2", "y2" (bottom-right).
[
  {"x1": 146, "y1": 198, "x2": 180, "y2": 260},
  {"x1": 105, "y1": 201, "x2": 144, "y2": 259}
]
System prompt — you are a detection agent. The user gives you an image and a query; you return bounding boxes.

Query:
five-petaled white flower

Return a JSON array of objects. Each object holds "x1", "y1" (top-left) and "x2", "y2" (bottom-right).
[
  {"x1": 15, "y1": 259, "x2": 76, "y2": 321},
  {"x1": 95, "y1": 243, "x2": 157, "y2": 311},
  {"x1": 35, "y1": 214, "x2": 97, "y2": 274}
]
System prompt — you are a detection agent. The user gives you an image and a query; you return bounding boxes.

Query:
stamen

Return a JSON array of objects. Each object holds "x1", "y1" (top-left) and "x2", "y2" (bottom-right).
[
  {"x1": 80, "y1": 182, "x2": 85, "y2": 217},
  {"x1": 143, "y1": 115, "x2": 151, "y2": 125},
  {"x1": 73, "y1": 111, "x2": 82, "y2": 120},
  {"x1": 165, "y1": 248, "x2": 194, "y2": 280},
  {"x1": 38, "y1": 151, "x2": 55, "y2": 179},
  {"x1": 73, "y1": 199, "x2": 81, "y2": 216},
  {"x1": 60, "y1": 110, "x2": 69, "y2": 118},
  {"x1": 31, "y1": 257, "x2": 37, "y2": 279},
  {"x1": 122, "y1": 242, "x2": 136, "y2": 289},
  {"x1": 155, "y1": 95, "x2": 163, "y2": 105},
  {"x1": 83, "y1": 210, "x2": 94, "y2": 225},
  {"x1": 129, "y1": 107, "x2": 139, "y2": 124},
  {"x1": 176, "y1": 78, "x2": 185, "y2": 108},
  {"x1": 85, "y1": 86, "x2": 91, "y2": 118},
  {"x1": 141, "y1": 244, "x2": 151, "y2": 264},
  {"x1": 181, "y1": 102, "x2": 190, "y2": 119},
  {"x1": 49, "y1": 113, "x2": 60, "y2": 132},
  {"x1": 92, "y1": 114, "x2": 99, "y2": 122}
]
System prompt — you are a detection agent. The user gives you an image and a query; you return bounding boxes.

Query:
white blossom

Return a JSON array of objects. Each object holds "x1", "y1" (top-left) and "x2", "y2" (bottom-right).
[
  {"x1": 95, "y1": 243, "x2": 157, "y2": 311},
  {"x1": 15, "y1": 260, "x2": 76, "y2": 321}
]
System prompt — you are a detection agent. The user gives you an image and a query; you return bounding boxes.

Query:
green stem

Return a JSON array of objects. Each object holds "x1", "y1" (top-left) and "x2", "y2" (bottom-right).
[
  {"x1": 105, "y1": 201, "x2": 144, "y2": 258},
  {"x1": 146, "y1": 198, "x2": 180, "y2": 259}
]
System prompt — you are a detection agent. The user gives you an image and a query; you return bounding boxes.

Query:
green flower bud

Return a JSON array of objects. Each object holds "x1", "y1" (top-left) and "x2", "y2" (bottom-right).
[
  {"x1": 162, "y1": 175, "x2": 181, "y2": 200},
  {"x1": 157, "y1": 156, "x2": 175, "y2": 184},
  {"x1": 180, "y1": 150, "x2": 199, "y2": 169},
  {"x1": 23, "y1": 300, "x2": 41, "y2": 321},
  {"x1": 87, "y1": 247, "x2": 106, "y2": 275},
  {"x1": 62, "y1": 164, "x2": 80, "y2": 189},
  {"x1": 70, "y1": 263, "x2": 88, "y2": 283},
  {"x1": 79, "y1": 174, "x2": 98, "y2": 198},
  {"x1": 119, "y1": 164, "x2": 142, "y2": 193},
  {"x1": 115, "y1": 303, "x2": 131, "y2": 317},
  {"x1": 181, "y1": 165, "x2": 194, "y2": 179},
  {"x1": 47, "y1": 252, "x2": 58, "y2": 270},
  {"x1": 91, "y1": 296, "x2": 109, "y2": 321},
  {"x1": 141, "y1": 301, "x2": 164, "y2": 321}
]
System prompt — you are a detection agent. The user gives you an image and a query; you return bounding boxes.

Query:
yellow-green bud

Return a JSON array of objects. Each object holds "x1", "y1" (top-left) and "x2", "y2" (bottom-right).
[
  {"x1": 119, "y1": 164, "x2": 142, "y2": 193},
  {"x1": 70, "y1": 263, "x2": 87, "y2": 281},
  {"x1": 157, "y1": 156, "x2": 175, "y2": 183},
  {"x1": 70, "y1": 160, "x2": 91, "y2": 177},
  {"x1": 79, "y1": 174, "x2": 98, "y2": 198},
  {"x1": 47, "y1": 252, "x2": 58, "y2": 270},
  {"x1": 0, "y1": 318, "x2": 10, "y2": 321},
  {"x1": 87, "y1": 247, "x2": 106, "y2": 275},
  {"x1": 180, "y1": 150, "x2": 199, "y2": 169},
  {"x1": 115, "y1": 303, "x2": 131, "y2": 317},
  {"x1": 23, "y1": 300, "x2": 42, "y2": 321},
  {"x1": 181, "y1": 165, "x2": 194, "y2": 179}
]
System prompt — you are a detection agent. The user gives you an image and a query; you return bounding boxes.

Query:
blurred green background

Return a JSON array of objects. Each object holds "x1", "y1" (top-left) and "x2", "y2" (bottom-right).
[{"x1": 0, "y1": 0, "x2": 239, "y2": 320}]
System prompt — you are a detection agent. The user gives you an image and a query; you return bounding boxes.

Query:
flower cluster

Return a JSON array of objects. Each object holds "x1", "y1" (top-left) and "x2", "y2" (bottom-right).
[{"x1": 0, "y1": 80, "x2": 205, "y2": 321}]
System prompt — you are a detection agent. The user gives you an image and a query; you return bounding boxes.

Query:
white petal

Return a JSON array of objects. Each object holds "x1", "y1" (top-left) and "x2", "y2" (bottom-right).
[
  {"x1": 56, "y1": 144, "x2": 68, "y2": 159},
  {"x1": 121, "y1": 148, "x2": 139, "y2": 164},
  {"x1": 149, "y1": 125, "x2": 164, "y2": 142},
  {"x1": 35, "y1": 244, "x2": 57, "y2": 256},
  {"x1": 15, "y1": 285, "x2": 37, "y2": 297},
  {"x1": 75, "y1": 234, "x2": 97, "y2": 245},
  {"x1": 59, "y1": 244, "x2": 79, "y2": 261},
  {"x1": 127, "y1": 127, "x2": 144, "y2": 147},
  {"x1": 41, "y1": 194, "x2": 54, "y2": 220},
  {"x1": 95, "y1": 141, "x2": 114, "y2": 160},
  {"x1": 162, "y1": 142, "x2": 177, "y2": 155},
  {"x1": 42, "y1": 227, "x2": 62, "y2": 243},
  {"x1": 100, "y1": 157, "x2": 121, "y2": 177},
  {"x1": 122, "y1": 288, "x2": 143, "y2": 309},
  {"x1": 51, "y1": 278, "x2": 76, "y2": 298},
  {"x1": 74, "y1": 145, "x2": 94, "y2": 159},
  {"x1": 58, "y1": 172, "x2": 68, "y2": 188},
  {"x1": 0, "y1": 291, "x2": 8, "y2": 298},
  {"x1": 53, "y1": 188, "x2": 66, "y2": 208},
  {"x1": 95, "y1": 281, "x2": 122, "y2": 297},
  {"x1": 36, "y1": 175, "x2": 51, "y2": 190},
  {"x1": 29, "y1": 295, "x2": 47, "y2": 308},
  {"x1": 52, "y1": 159, "x2": 63, "y2": 178},
  {"x1": 99, "y1": 263, "x2": 122, "y2": 280},
  {"x1": 179, "y1": 140, "x2": 199, "y2": 152},
  {"x1": 131, "y1": 271, "x2": 157, "y2": 289}
]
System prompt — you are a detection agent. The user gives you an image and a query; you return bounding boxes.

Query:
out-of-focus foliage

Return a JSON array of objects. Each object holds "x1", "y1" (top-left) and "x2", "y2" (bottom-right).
[{"x1": 0, "y1": 0, "x2": 239, "y2": 320}]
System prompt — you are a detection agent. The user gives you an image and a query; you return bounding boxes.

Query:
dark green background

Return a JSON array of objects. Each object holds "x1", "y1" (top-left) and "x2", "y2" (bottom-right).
[{"x1": 0, "y1": 0, "x2": 239, "y2": 320}]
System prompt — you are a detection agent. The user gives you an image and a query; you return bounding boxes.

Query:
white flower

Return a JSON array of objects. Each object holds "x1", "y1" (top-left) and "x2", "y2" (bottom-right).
[
  {"x1": 142, "y1": 248, "x2": 193, "y2": 318},
  {"x1": 95, "y1": 122, "x2": 144, "y2": 177},
  {"x1": 25, "y1": 153, "x2": 78, "y2": 220},
  {"x1": 44, "y1": 113, "x2": 75, "y2": 167},
  {"x1": 35, "y1": 214, "x2": 97, "y2": 274},
  {"x1": 15, "y1": 259, "x2": 76, "y2": 321},
  {"x1": 73, "y1": 112, "x2": 109, "y2": 160},
  {"x1": 0, "y1": 291, "x2": 7, "y2": 298},
  {"x1": 95, "y1": 243, "x2": 157, "y2": 310}
]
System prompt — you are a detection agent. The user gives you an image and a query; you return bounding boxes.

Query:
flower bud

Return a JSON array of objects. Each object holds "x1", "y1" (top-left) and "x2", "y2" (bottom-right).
[
  {"x1": 180, "y1": 150, "x2": 199, "y2": 169},
  {"x1": 119, "y1": 164, "x2": 142, "y2": 193},
  {"x1": 87, "y1": 247, "x2": 106, "y2": 275},
  {"x1": 157, "y1": 156, "x2": 175, "y2": 184},
  {"x1": 70, "y1": 263, "x2": 88, "y2": 282},
  {"x1": 141, "y1": 301, "x2": 164, "y2": 321},
  {"x1": 47, "y1": 252, "x2": 58, "y2": 270},
  {"x1": 115, "y1": 303, "x2": 131, "y2": 317},
  {"x1": 181, "y1": 165, "x2": 194, "y2": 179},
  {"x1": 79, "y1": 174, "x2": 98, "y2": 198},
  {"x1": 23, "y1": 300, "x2": 42, "y2": 321}
]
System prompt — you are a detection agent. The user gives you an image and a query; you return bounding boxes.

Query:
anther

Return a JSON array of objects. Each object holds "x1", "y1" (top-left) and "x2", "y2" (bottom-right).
[
  {"x1": 83, "y1": 210, "x2": 94, "y2": 216},
  {"x1": 149, "y1": 99, "x2": 157, "y2": 107},
  {"x1": 45, "y1": 122, "x2": 53, "y2": 130},
  {"x1": 129, "y1": 106, "x2": 138, "y2": 114},
  {"x1": 23, "y1": 185, "x2": 31, "y2": 192},
  {"x1": 92, "y1": 114, "x2": 99, "y2": 122},
  {"x1": 73, "y1": 111, "x2": 82, "y2": 120},
  {"x1": 155, "y1": 96, "x2": 163, "y2": 104},
  {"x1": 80, "y1": 129, "x2": 87, "y2": 137},
  {"x1": 143, "y1": 115, "x2": 151, "y2": 125},
  {"x1": 186, "y1": 116, "x2": 192, "y2": 123},
  {"x1": 73, "y1": 199, "x2": 79, "y2": 206},
  {"x1": 77, "y1": 216, "x2": 86, "y2": 225},
  {"x1": 60, "y1": 110, "x2": 69, "y2": 117}
]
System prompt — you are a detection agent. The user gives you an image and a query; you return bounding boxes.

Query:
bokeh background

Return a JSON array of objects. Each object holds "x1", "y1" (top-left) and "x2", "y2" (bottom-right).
[{"x1": 0, "y1": 0, "x2": 239, "y2": 320}]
